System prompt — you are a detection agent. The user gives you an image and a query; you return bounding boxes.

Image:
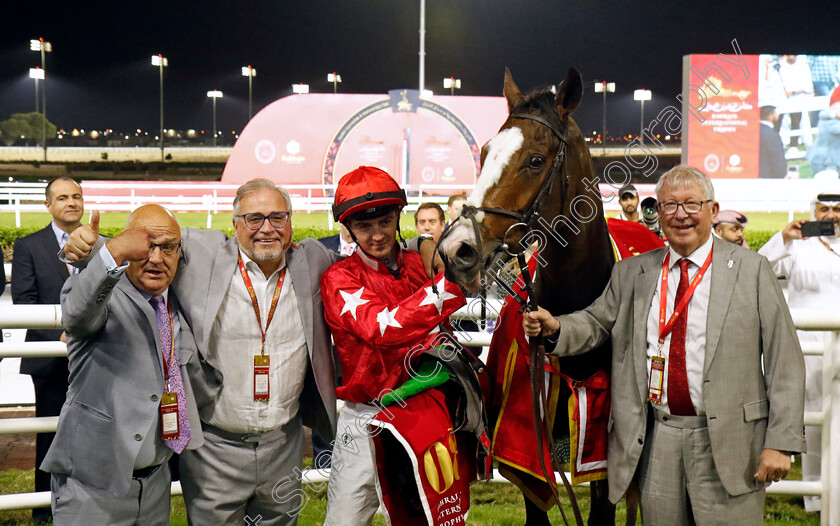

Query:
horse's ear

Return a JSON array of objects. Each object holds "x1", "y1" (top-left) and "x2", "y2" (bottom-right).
[
  {"x1": 503, "y1": 68, "x2": 525, "y2": 113},
  {"x1": 556, "y1": 67, "x2": 583, "y2": 116}
]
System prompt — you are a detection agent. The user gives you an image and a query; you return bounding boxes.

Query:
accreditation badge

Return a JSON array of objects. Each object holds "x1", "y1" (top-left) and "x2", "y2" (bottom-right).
[
  {"x1": 254, "y1": 355, "x2": 270, "y2": 401},
  {"x1": 647, "y1": 355, "x2": 665, "y2": 405},
  {"x1": 160, "y1": 392, "x2": 180, "y2": 440}
]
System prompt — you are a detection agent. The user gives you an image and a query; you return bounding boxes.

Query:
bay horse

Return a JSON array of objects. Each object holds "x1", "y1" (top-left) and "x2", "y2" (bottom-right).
[{"x1": 439, "y1": 68, "x2": 619, "y2": 525}]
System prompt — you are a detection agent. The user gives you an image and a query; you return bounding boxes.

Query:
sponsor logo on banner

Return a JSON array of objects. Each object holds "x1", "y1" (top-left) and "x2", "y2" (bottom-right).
[
  {"x1": 255, "y1": 140, "x2": 276, "y2": 164},
  {"x1": 282, "y1": 141, "x2": 305, "y2": 164}
]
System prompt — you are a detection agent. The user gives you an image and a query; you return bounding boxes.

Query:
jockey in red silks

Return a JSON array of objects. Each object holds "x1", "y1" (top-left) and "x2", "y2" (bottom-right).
[{"x1": 321, "y1": 166, "x2": 476, "y2": 526}]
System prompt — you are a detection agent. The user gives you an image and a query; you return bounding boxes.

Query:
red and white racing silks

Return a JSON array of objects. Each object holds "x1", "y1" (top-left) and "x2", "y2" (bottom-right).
[
  {"x1": 321, "y1": 247, "x2": 470, "y2": 525},
  {"x1": 320, "y1": 247, "x2": 466, "y2": 404}
]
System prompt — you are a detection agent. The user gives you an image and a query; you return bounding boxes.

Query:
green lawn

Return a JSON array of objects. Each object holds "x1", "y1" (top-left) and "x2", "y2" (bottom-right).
[{"x1": 0, "y1": 460, "x2": 820, "y2": 525}]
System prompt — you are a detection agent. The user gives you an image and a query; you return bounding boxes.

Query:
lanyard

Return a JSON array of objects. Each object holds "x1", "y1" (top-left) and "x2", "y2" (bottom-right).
[
  {"x1": 238, "y1": 255, "x2": 286, "y2": 355},
  {"x1": 160, "y1": 296, "x2": 175, "y2": 386},
  {"x1": 819, "y1": 238, "x2": 840, "y2": 259},
  {"x1": 657, "y1": 247, "x2": 713, "y2": 345}
]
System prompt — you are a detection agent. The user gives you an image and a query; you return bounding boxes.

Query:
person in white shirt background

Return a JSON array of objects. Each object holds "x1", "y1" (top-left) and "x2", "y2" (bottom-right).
[{"x1": 758, "y1": 190, "x2": 840, "y2": 514}]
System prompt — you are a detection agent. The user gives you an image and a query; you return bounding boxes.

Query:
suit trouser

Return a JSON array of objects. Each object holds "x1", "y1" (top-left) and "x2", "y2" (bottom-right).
[
  {"x1": 638, "y1": 411, "x2": 765, "y2": 526},
  {"x1": 803, "y1": 354, "x2": 822, "y2": 513},
  {"x1": 32, "y1": 374, "x2": 69, "y2": 520},
  {"x1": 50, "y1": 464, "x2": 171, "y2": 526},
  {"x1": 324, "y1": 401, "x2": 381, "y2": 526},
  {"x1": 179, "y1": 415, "x2": 303, "y2": 526}
]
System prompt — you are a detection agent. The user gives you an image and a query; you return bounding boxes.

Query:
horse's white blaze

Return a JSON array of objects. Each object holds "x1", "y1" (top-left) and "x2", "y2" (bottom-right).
[
  {"x1": 468, "y1": 127, "x2": 524, "y2": 212},
  {"x1": 440, "y1": 126, "x2": 523, "y2": 260}
]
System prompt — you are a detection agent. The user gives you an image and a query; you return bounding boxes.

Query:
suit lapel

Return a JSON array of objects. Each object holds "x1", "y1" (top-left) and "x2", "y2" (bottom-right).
[
  {"x1": 286, "y1": 246, "x2": 314, "y2": 356},
  {"x1": 114, "y1": 278, "x2": 165, "y2": 378},
  {"x1": 704, "y1": 238, "x2": 737, "y2": 373},
  {"x1": 202, "y1": 238, "x2": 239, "y2": 354},
  {"x1": 38, "y1": 225, "x2": 71, "y2": 277},
  {"x1": 632, "y1": 250, "x2": 664, "y2": 404}
]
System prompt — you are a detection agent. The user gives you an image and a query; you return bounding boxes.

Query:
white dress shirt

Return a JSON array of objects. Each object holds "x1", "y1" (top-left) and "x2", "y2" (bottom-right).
[
  {"x1": 206, "y1": 250, "x2": 308, "y2": 434},
  {"x1": 645, "y1": 235, "x2": 713, "y2": 415}
]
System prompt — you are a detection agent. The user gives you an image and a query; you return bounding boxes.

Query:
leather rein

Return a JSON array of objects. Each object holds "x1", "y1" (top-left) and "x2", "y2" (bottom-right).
[{"x1": 432, "y1": 111, "x2": 583, "y2": 526}]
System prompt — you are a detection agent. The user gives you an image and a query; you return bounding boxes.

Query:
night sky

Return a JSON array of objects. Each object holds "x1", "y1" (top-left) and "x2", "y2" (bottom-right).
[{"x1": 2, "y1": 1, "x2": 837, "y2": 138}]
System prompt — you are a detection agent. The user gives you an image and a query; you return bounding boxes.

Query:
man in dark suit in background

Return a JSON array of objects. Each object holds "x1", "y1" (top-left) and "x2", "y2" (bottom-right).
[
  {"x1": 319, "y1": 222, "x2": 356, "y2": 256},
  {"x1": 11, "y1": 177, "x2": 84, "y2": 522},
  {"x1": 760, "y1": 105, "x2": 787, "y2": 179}
]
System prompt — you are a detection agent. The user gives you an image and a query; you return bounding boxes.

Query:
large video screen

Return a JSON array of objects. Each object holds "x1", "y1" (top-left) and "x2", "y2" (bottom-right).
[{"x1": 682, "y1": 54, "x2": 840, "y2": 179}]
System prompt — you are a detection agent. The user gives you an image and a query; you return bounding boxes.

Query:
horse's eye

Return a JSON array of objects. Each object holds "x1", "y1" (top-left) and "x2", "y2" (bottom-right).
[{"x1": 528, "y1": 154, "x2": 546, "y2": 169}]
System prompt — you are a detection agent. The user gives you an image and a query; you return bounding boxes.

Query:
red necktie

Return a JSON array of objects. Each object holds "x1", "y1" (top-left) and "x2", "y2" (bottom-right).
[{"x1": 667, "y1": 259, "x2": 696, "y2": 416}]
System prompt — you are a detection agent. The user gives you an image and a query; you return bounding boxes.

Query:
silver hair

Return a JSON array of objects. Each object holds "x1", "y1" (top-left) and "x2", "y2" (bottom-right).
[
  {"x1": 232, "y1": 179, "x2": 293, "y2": 217},
  {"x1": 655, "y1": 165, "x2": 715, "y2": 201}
]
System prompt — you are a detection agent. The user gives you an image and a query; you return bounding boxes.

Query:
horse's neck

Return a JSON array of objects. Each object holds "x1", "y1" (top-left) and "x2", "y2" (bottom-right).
[{"x1": 535, "y1": 195, "x2": 614, "y2": 316}]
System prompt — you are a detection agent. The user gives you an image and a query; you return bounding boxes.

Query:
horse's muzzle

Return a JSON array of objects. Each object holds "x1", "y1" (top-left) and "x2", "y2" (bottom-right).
[{"x1": 442, "y1": 241, "x2": 482, "y2": 291}]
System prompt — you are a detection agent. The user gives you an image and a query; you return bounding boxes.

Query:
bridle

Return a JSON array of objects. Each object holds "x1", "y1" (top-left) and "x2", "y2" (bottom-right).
[{"x1": 432, "y1": 109, "x2": 584, "y2": 525}]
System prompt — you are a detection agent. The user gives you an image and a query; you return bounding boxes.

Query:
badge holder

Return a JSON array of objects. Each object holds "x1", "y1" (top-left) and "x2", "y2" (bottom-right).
[
  {"x1": 254, "y1": 355, "x2": 270, "y2": 401},
  {"x1": 647, "y1": 346, "x2": 665, "y2": 405},
  {"x1": 160, "y1": 391, "x2": 180, "y2": 440}
]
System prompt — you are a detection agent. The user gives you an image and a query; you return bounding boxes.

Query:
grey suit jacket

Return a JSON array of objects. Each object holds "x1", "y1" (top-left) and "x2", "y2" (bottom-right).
[
  {"x1": 172, "y1": 229, "x2": 339, "y2": 442},
  {"x1": 42, "y1": 254, "x2": 204, "y2": 496},
  {"x1": 551, "y1": 237, "x2": 805, "y2": 502}
]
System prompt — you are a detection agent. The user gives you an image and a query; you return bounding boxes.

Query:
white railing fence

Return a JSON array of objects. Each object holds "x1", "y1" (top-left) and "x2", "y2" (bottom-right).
[
  {"x1": 0, "y1": 179, "x2": 834, "y2": 229},
  {"x1": 0, "y1": 305, "x2": 837, "y2": 526}
]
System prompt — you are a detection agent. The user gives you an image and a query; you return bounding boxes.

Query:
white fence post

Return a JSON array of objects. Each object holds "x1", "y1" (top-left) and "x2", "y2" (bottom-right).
[{"x1": 828, "y1": 331, "x2": 840, "y2": 526}]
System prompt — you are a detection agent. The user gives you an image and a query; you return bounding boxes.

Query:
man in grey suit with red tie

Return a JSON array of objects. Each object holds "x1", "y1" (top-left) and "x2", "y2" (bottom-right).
[
  {"x1": 525, "y1": 165, "x2": 805, "y2": 524},
  {"x1": 43, "y1": 205, "x2": 204, "y2": 525},
  {"x1": 12, "y1": 177, "x2": 86, "y2": 522}
]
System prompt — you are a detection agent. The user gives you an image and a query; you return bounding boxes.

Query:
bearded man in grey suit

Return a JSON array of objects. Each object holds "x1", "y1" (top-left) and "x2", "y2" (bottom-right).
[
  {"x1": 63, "y1": 179, "x2": 338, "y2": 525},
  {"x1": 524, "y1": 165, "x2": 805, "y2": 525},
  {"x1": 44, "y1": 205, "x2": 204, "y2": 525}
]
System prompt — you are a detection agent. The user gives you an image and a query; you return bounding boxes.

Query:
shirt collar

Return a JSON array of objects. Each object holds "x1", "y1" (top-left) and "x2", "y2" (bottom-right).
[
  {"x1": 667, "y1": 234, "x2": 713, "y2": 270},
  {"x1": 238, "y1": 249, "x2": 286, "y2": 279},
  {"x1": 355, "y1": 245, "x2": 403, "y2": 275},
  {"x1": 136, "y1": 287, "x2": 169, "y2": 303},
  {"x1": 51, "y1": 221, "x2": 70, "y2": 247}
]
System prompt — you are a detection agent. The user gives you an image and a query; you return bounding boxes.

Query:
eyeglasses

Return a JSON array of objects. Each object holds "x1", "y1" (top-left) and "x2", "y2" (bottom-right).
[
  {"x1": 149, "y1": 242, "x2": 181, "y2": 255},
  {"x1": 658, "y1": 200, "x2": 711, "y2": 216},
  {"x1": 236, "y1": 212, "x2": 291, "y2": 230}
]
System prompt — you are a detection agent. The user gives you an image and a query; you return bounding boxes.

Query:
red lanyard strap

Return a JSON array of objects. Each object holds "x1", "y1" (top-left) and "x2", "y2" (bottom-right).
[
  {"x1": 657, "y1": 247, "x2": 713, "y2": 344},
  {"x1": 238, "y1": 255, "x2": 286, "y2": 354}
]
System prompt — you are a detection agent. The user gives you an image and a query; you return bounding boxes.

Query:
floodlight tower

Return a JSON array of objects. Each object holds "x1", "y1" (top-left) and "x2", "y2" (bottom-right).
[
  {"x1": 151, "y1": 54, "x2": 168, "y2": 162},
  {"x1": 30, "y1": 38, "x2": 52, "y2": 161},
  {"x1": 594, "y1": 80, "x2": 615, "y2": 157}
]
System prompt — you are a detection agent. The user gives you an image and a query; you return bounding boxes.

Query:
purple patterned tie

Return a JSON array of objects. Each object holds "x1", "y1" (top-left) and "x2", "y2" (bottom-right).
[
  {"x1": 150, "y1": 295, "x2": 191, "y2": 453},
  {"x1": 667, "y1": 259, "x2": 696, "y2": 416}
]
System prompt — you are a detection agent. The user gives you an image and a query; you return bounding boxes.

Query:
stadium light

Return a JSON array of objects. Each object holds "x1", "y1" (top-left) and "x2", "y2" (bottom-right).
[
  {"x1": 28, "y1": 67, "x2": 44, "y2": 113},
  {"x1": 151, "y1": 54, "x2": 168, "y2": 162},
  {"x1": 292, "y1": 83, "x2": 309, "y2": 94},
  {"x1": 242, "y1": 65, "x2": 257, "y2": 121},
  {"x1": 443, "y1": 77, "x2": 461, "y2": 96},
  {"x1": 206, "y1": 90, "x2": 223, "y2": 147},
  {"x1": 593, "y1": 81, "x2": 615, "y2": 156},
  {"x1": 634, "y1": 89, "x2": 652, "y2": 145},
  {"x1": 328, "y1": 72, "x2": 341, "y2": 94},
  {"x1": 30, "y1": 38, "x2": 52, "y2": 161}
]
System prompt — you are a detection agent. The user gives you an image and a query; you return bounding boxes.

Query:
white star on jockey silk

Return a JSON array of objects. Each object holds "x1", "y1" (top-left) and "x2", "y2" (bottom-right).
[
  {"x1": 376, "y1": 306, "x2": 402, "y2": 336},
  {"x1": 339, "y1": 288, "x2": 369, "y2": 319},
  {"x1": 419, "y1": 277, "x2": 457, "y2": 315}
]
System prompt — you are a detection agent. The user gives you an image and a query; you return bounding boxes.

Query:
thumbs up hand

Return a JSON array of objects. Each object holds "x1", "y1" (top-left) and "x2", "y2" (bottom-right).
[{"x1": 63, "y1": 210, "x2": 101, "y2": 262}]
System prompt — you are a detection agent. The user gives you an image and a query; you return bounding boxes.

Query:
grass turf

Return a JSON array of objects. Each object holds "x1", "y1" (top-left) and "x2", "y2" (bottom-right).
[{"x1": 0, "y1": 460, "x2": 820, "y2": 525}]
